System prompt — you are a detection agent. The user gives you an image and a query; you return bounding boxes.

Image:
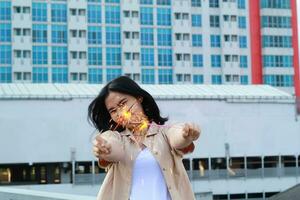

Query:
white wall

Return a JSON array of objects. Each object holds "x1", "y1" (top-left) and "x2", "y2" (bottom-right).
[{"x1": 0, "y1": 98, "x2": 299, "y2": 164}]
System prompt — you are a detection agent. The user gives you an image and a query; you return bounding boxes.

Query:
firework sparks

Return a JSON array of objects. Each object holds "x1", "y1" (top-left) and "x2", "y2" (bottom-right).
[{"x1": 109, "y1": 97, "x2": 150, "y2": 139}]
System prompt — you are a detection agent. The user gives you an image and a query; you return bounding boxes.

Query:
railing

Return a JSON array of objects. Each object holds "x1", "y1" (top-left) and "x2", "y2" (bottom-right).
[
  {"x1": 74, "y1": 173, "x2": 106, "y2": 184},
  {"x1": 74, "y1": 167, "x2": 299, "y2": 184},
  {"x1": 188, "y1": 167, "x2": 299, "y2": 180}
]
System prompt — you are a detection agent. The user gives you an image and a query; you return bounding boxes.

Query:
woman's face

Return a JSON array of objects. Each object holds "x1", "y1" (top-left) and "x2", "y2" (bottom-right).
[{"x1": 105, "y1": 91, "x2": 146, "y2": 129}]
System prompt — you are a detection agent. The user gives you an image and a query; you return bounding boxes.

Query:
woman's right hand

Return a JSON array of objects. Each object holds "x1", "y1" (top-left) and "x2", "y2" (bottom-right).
[{"x1": 92, "y1": 135, "x2": 112, "y2": 158}]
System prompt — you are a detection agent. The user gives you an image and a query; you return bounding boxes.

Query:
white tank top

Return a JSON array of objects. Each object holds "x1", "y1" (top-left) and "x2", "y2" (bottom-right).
[{"x1": 129, "y1": 148, "x2": 171, "y2": 200}]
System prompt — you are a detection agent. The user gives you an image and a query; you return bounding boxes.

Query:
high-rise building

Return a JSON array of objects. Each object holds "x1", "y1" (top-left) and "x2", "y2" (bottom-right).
[{"x1": 0, "y1": 0, "x2": 299, "y2": 97}]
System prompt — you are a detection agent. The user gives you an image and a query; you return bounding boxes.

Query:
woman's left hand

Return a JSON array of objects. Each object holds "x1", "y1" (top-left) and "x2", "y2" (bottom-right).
[{"x1": 182, "y1": 123, "x2": 201, "y2": 141}]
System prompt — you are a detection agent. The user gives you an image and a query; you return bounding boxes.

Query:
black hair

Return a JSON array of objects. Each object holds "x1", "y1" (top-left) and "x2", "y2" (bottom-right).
[{"x1": 88, "y1": 76, "x2": 168, "y2": 132}]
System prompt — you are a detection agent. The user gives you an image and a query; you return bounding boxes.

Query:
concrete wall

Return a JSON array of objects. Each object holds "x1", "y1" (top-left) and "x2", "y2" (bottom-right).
[{"x1": 0, "y1": 98, "x2": 299, "y2": 163}]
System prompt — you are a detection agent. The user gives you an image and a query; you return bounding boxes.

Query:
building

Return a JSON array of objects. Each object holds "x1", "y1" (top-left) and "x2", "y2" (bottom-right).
[
  {"x1": 0, "y1": 0, "x2": 299, "y2": 97},
  {"x1": 0, "y1": 83, "x2": 299, "y2": 200}
]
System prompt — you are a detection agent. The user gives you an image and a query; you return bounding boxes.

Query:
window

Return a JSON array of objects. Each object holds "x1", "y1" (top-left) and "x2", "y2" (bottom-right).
[
  {"x1": 192, "y1": 54, "x2": 203, "y2": 67},
  {"x1": 141, "y1": 69, "x2": 155, "y2": 84},
  {"x1": 51, "y1": 25, "x2": 67, "y2": 43},
  {"x1": 106, "y1": 0, "x2": 120, "y2": 3},
  {"x1": 237, "y1": 0, "x2": 245, "y2": 9},
  {"x1": 191, "y1": 0, "x2": 201, "y2": 7},
  {"x1": 157, "y1": 28, "x2": 172, "y2": 46},
  {"x1": 263, "y1": 75, "x2": 294, "y2": 87},
  {"x1": 158, "y1": 49, "x2": 172, "y2": 66},
  {"x1": 158, "y1": 69, "x2": 173, "y2": 84},
  {"x1": 0, "y1": 45, "x2": 11, "y2": 64},
  {"x1": 88, "y1": 5, "x2": 101, "y2": 23},
  {"x1": 157, "y1": 0, "x2": 171, "y2": 5},
  {"x1": 141, "y1": 28, "x2": 154, "y2": 46},
  {"x1": 212, "y1": 75, "x2": 222, "y2": 84},
  {"x1": 209, "y1": 0, "x2": 219, "y2": 8},
  {"x1": 0, "y1": 1, "x2": 11, "y2": 21},
  {"x1": 261, "y1": 16, "x2": 291, "y2": 28},
  {"x1": 32, "y1": 2, "x2": 47, "y2": 22},
  {"x1": 106, "y1": 47, "x2": 121, "y2": 66},
  {"x1": 239, "y1": 36, "x2": 247, "y2": 48},
  {"x1": 192, "y1": 34, "x2": 202, "y2": 47},
  {"x1": 210, "y1": 35, "x2": 221, "y2": 47},
  {"x1": 261, "y1": 0, "x2": 290, "y2": 9},
  {"x1": 52, "y1": 47, "x2": 68, "y2": 65},
  {"x1": 211, "y1": 55, "x2": 221, "y2": 67},
  {"x1": 88, "y1": 47, "x2": 102, "y2": 65},
  {"x1": 105, "y1": 5, "x2": 120, "y2": 24},
  {"x1": 140, "y1": 0, "x2": 153, "y2": 5},
  {"x1": 88, "y1": 68, "x2": 103, "y2": 84},
  {"x1": 140, "y1": 7, "x2": 153, "y2": 25},
  {"x1": 33, "y1": 46, "x2": 48, "y2": 65},
  {"x1": 262, "y1": 35, "x2": 292, "y2": 48},
  {"x1": 193, "y1": 75, "x2": 204, "y2": 84},
  {"x1": 33, "y1": 67, "x2": 48, "y2": 83},
  {"x1": 0, "y1": 23, "x2": 11, "y2": 42},
  {"x1": 238, "y1": 16, "x2": 246, "y2": 28},
  {"x1": 107, "y1": 68, "x2": 122, "y2": 81},
  {"x1": 157, "y1": 8, "x2": 171, "y2": 26},
  {"x1": 210, "y1": 15, "x2": 220, "y2": 27},
  {"x1": 240, "y1": 55, "x2": 248, "y2": 68},
  {"x1": 0, "y1": 66, "x2": 12, "y2": 83},
  {"x1": 51, "y1": 4, "x2": 67, "y2": 22},
  {"x1": 192, "y1": 15, "x2": 201, "y2": 27},
  {"x1": 32, "y1": 24, "x2": 47, "y2": 43},
  {"x1": 240, "y1": 75, "x2": 248, "y2": 85},
  {"x1": 52, "y1": 67, "x2": 68, "y2": 83},
  {"x1": 263, "y1": 55, "x2": 293, "y2": 67},
  {"x1": 141, "y1": 48, "x2": 154, "y2": 66},
  {"x1": 106, "y1": 26, "x2": 121, "y2": 45},
  {"x1": 88, "y1": 26, "x2": 102, "y2": 44}
]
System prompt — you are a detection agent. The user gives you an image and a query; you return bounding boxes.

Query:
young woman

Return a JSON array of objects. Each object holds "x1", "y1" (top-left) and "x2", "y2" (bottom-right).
[{"x1": 89, "y1": 76, "x2": 201, "y2": 200}]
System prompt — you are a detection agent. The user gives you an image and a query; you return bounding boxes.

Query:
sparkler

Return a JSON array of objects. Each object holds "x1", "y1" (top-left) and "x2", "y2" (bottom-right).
[{"x1": 110, "y1": 97, "x2": 150, "y2": 138}]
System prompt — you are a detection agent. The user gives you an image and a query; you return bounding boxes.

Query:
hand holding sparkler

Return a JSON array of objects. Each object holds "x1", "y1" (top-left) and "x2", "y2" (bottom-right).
[
  {"x1": 92, "y1": 131, "x2": 124, "y2": 162},
  {"x1": 93, "y1": 136, "x2": 111, "y2": 156},
  {"x1": 182, "y1": 123, "x2": 201, "y2": 141},
  {"x1": 167, "y1": 122, "x2": 201, "y2": 150}
]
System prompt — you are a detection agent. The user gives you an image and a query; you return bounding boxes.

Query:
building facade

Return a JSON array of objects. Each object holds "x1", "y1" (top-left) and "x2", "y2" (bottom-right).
[
  {"x1": 0, "y1": 0, "x2": 299, "y2": 96},
  {"x1": 0, "y1": 84, "x2": 299, "y2": 200}
]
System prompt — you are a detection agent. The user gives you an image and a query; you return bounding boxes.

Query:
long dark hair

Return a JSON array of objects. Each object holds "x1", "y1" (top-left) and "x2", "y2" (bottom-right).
[{"x1": 88, "y1": 76, "x2": 168, "y2": 132}]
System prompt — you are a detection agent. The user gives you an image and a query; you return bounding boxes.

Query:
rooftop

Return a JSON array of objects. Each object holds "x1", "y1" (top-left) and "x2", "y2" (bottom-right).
[{"x1": 0, "y1": 83, "x2": 294, "y2": 102}]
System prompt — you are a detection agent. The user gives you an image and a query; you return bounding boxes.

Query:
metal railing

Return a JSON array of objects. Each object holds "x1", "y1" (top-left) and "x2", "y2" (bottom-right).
[{"x1": 74, "y1": 167, "x2": 300, "y2": 184}]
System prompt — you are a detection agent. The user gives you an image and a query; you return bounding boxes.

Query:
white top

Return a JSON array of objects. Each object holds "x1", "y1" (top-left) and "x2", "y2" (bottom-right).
[{"x1": 129, "y1": 148, "x2": 171, "y2": 200}]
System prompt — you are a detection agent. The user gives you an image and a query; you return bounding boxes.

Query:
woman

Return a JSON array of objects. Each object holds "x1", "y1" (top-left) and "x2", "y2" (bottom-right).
[{"x1": 89, "y1": 76, "x2": 201, "y2": 200}]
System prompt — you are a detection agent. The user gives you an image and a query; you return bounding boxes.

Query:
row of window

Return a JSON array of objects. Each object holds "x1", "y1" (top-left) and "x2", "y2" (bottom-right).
[
  {"x1": 1, "y1": 45, "x2": 249, "y2": 68},
  {"x1": 263, "y1": 74, "x2": 294, "y2": 87},
  {"x1": 0, "y1": 67, "x2": 250, "y2": 86},
  {"x1": 0, "y1": 67, "x2": 122, "y2": 83},
  {"x1": 1, "y1": 2, "x2": 247, "y2": 29},
  {"x1": 1, "y1": 24, "x2": 249, "y2": 49},
  {"x1": 262, "y1": 35, "x2": 292, "y2": 48},
  {"x1": 263, "y1": 55, "x2": 293, "y2": 68},
  {"x1": 260, "y1": 0, "x2": 290, "y2": 9},
  {"x1": 261, "y1": 16, "x2": 291, "y2": 28}
]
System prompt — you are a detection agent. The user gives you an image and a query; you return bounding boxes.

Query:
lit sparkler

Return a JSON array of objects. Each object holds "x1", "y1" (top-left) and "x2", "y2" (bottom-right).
[{"x1": 110, "y1": 98, "x2": 150, "y2": 139}]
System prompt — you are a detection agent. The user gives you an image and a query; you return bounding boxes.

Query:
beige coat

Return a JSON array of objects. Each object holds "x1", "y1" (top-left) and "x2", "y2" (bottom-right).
[{"x1": 96, "y1": 123, "x2": 196, "y2": 200}]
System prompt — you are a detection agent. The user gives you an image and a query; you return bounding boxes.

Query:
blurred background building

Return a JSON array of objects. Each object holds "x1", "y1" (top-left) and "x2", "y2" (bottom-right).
[
  {"x1": 0, "y1": 0, "x2": 299, "y2": 97},
  {"x1": 1, "y1": 0, "x2": 300, "y2": 199},
  {"x1": 0, "y1": 83, "x2": 299, "y2": 200}
]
